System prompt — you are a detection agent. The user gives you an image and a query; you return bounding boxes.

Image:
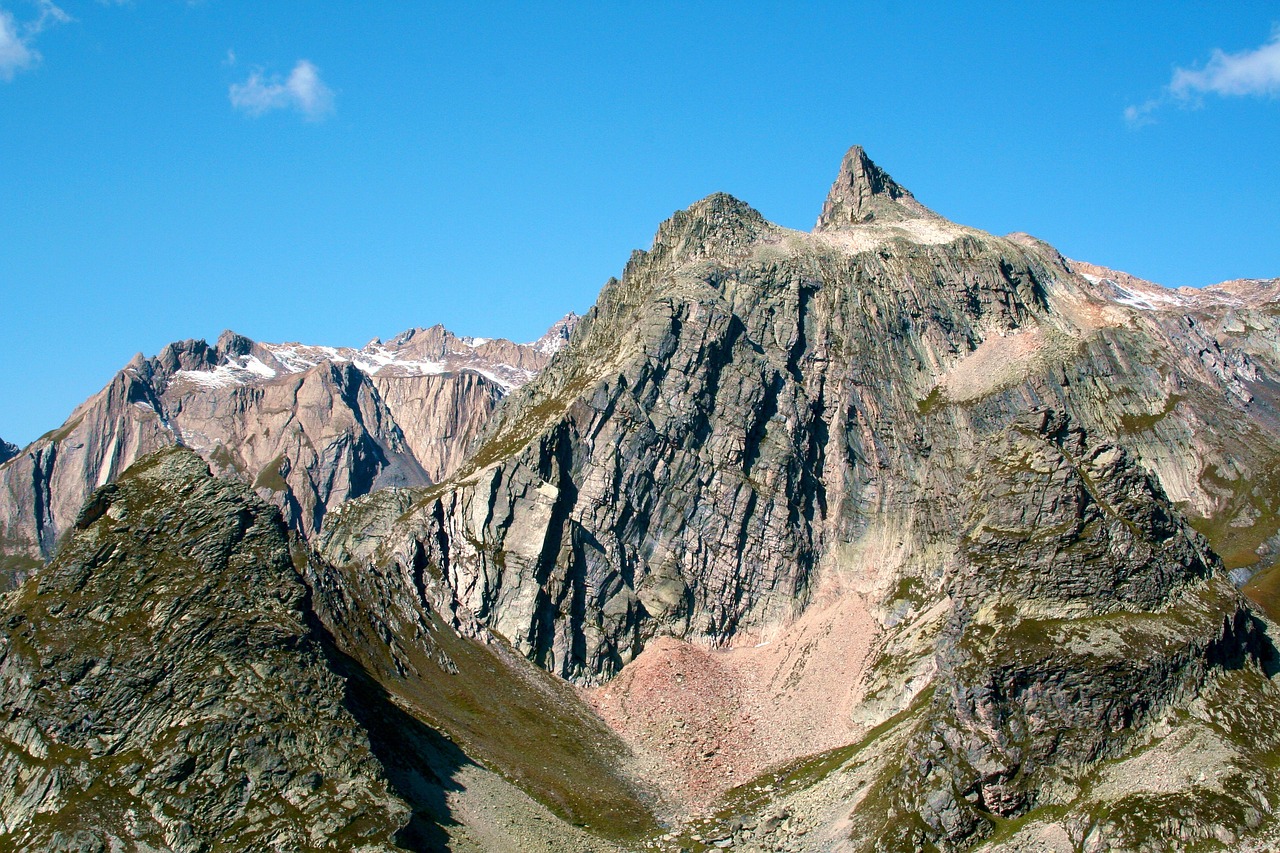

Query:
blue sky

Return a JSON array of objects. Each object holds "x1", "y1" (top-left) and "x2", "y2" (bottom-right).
[{"x1": 2, "y1": 2, "x2": 1279, "y2": 445}]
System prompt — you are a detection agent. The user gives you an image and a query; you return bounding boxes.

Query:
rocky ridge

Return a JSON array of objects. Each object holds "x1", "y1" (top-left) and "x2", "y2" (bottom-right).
[
  {"x1": 0, "y1": 439, "x2": 16, "y2": 465},
  {"x1": 0, "y1": 446, "x2": 659, "y2": 852},
  {"x1": 0, "y1": 448, "x2": 416, "y2": 851},
  {"x1": 869, "y1": 411, "x2": 1277, "y2": 851},
  {"x1": 0, "y1": 316, "x2": 579, "y2": 588}
]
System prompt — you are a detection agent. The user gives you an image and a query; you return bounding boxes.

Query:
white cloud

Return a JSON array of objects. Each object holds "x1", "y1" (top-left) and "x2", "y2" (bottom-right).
[
  {"x1": 229, "y1": 59, "x2": 334, "y2": 121},
  {"x1": 1170, "y1": 31, "x2": 1280, "y2": 99},
  {"x1": 0, "y1": 1, "x2": 68, "y2": 81},
  {"x1": 32, "y1": 0, "x2": 69, "y2": 31},
  {"x1": 1127, "y1": 30, "x2": 1280, "y2": 125},
  {"x1": 0, "y1": 10, "x2": 37, "y2": 81}
]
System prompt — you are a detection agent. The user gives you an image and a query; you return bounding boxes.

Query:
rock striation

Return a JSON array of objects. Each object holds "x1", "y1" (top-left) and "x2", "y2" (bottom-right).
[
  {"x1": 866, "y1": 411, "x2": 1277, "y2": 851},
  {"x1": 0, "y1": 448, "x2": 418, "y2": 851},
  {"x1": 815, "y1": 144, "x2": 940, "y2": 228}
]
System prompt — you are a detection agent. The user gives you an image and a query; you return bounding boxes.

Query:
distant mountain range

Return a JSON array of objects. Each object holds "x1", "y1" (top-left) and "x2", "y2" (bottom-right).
[
  {"x1": 3, "y1": 147, "x2": 1280, "y2": 852},
  {"x1": 0, "y1": 314, "x2": 577, "y2": 588}
]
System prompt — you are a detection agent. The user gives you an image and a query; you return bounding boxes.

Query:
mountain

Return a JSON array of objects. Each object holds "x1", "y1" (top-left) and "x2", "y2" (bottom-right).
[
  {"x1": 0, "y1": 316, "x2": 579, "y2": 589},
  {"x1": 5, "y1": 146, "x2": 1280, "y2": 851},
  {"x1": 315, "y1": 146, "x2": 1280, "y2": 847},
  {"x1": 0, "y1": 447, "x2": 654, "y2": 851},
  {"x1": 0, "y1": 439, "x2": 16, "y2": 465}
]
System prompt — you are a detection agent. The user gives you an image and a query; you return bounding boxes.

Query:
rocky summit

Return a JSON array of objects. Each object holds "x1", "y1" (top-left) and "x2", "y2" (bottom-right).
[{"x1": 4, "y1": 147, "x2": 1280, "y2": 852}]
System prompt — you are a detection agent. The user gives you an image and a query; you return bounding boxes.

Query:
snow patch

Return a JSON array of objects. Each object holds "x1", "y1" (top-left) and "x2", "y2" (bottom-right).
[
  {"x1": 1081, "y1": 273, "x2": 1189, "y2": 311},
  {"x1": 174, "y1": 355, "x2": 278, "y2": 388}
]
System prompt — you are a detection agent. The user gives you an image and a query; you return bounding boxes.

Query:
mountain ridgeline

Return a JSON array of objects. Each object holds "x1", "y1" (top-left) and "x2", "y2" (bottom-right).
[
  {"x1": 4, "y1": 147, "x2": 1280, "y2": 851},
  {"x1": 0, "y1": 317, "x2": 578, "y2": 589}
]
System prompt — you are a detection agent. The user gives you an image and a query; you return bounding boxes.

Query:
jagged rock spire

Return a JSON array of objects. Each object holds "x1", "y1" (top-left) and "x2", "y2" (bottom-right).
[{"x1": 814, "y1": 145, "x2": 938, "y2": 230}]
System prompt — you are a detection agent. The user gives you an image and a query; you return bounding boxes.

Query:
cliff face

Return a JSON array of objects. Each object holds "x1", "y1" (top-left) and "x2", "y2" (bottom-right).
[{"x1": 0, "y1": 318, "x2": 577, "y2": 588}]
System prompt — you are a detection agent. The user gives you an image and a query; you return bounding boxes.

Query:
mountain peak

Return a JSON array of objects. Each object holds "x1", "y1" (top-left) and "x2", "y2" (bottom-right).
[
  {"x1": 216, "y1": 329, "x2": 255, "y2": 358},
  {"x1": 531, "y1": 312, "x2": 581, "y2": 355},
  {"x1": 814, "y1": 145, "x2": 938, "y2": 230}
]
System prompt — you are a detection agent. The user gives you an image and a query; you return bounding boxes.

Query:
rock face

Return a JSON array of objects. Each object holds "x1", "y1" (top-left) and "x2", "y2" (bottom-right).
[
  {"x1": 0, "y1": 440, "x2": 16, "y2": 465},
  {"x1": 0, "y1": 448, "x2": 416, "y2": 851},
  {"x1": 868, "y1": 411, "x2": 1275, "y2": 851},
  {"x1": 815, "y1": 144, "x2": 940, "y2": 227},
  {"x1": 0, "y1": 316, "x2": 578, "y2": 586}
]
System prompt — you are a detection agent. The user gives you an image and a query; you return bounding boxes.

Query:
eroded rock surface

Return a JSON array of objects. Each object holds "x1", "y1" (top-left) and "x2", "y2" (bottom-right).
[
  {"x1": 0, "y1": 448, "x2": 417, "y2": 851},
  {"x1": 867, "y1": 411, "x2": 1276, "y2": 851}
]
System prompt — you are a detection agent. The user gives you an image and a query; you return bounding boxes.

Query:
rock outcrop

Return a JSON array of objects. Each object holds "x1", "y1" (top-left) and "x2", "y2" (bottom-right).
[
  {"x1": 0, "y1": 440, "x2": 16, "y2": 466},
  {"x1": 867, "y1": 411, "x2": 1276, "y2": 851},
  {"x1": 0, "y1": 446, "x2": 661, "y2": 852},
  {"x1": 0, "y1": 448, "x2": 418, "y2": 851},
  {"x1": 815, "y1": 144, "x2": 941, "y2": 228}
]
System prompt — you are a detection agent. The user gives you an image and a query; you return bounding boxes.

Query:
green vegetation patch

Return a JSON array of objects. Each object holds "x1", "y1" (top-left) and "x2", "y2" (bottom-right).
[
  {"x1": 324, "y1": 569, "x2": 661, "y2": 844},
  {"x1": 1188, "y1": 452, "x2": 1280, "y2": 575}
]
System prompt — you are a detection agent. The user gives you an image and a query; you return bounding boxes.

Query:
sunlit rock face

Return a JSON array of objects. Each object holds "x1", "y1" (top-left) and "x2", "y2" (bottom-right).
[{"x1": 0, "y1": 315, "x2": 579, "y2": 586}]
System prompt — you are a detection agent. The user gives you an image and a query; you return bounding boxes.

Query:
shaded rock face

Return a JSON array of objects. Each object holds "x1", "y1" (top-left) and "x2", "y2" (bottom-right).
[
  {"x1": 325, "y1": 148, "x2": 1280, "y2": 687},
  {"x1": 872, "y1": 412, "x2": 1272, "y2": 851},
  {"x1": 0, "y1": 448, "x2": 418, "y2": 851},
  {"x1": 0, "y1": 440, "x2": 16, "y2": 465},
  {"x1": 0, "y1": 316, "x2": 578, "y2": 583}
]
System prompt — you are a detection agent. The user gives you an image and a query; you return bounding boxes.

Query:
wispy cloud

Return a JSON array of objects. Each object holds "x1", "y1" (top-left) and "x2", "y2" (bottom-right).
[
  {"x1": 0, "y1": 10, "x2": 37, "y2": 81},
  {"x1": 229, "y1": 59, "x2": 334, "y2": 121},
  {"x1": 1127, "y1": 29, "x2": 1280, "y2": 126},
  {"x1": 0, "y1": 0, "x2": 70, "y2": 81}
]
